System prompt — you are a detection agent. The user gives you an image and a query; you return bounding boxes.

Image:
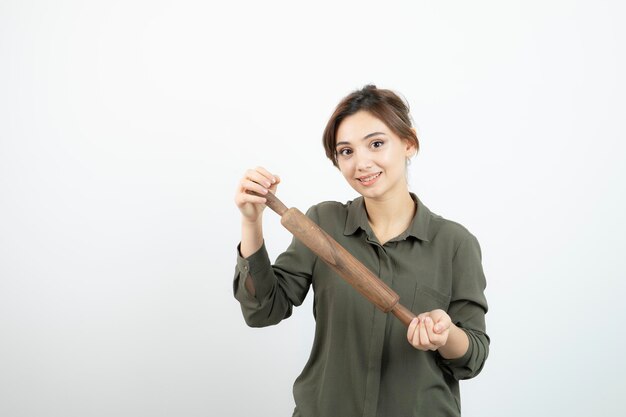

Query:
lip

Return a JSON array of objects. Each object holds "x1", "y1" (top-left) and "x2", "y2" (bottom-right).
[{"x1": 356, "y1": 171, "x2": 382, "y2": 186}]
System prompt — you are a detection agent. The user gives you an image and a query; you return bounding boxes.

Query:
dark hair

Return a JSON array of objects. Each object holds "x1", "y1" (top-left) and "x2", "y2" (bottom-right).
[{"x1": 322, "y1": 85, "x2": 419, "y2": 167}]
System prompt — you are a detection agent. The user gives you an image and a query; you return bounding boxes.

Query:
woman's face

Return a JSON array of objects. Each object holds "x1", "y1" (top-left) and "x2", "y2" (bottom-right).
[{"x1": 335, "y1": 110, "x2": 415, "y2": 201}]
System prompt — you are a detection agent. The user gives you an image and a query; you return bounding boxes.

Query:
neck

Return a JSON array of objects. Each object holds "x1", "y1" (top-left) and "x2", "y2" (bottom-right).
[{"x1": 363, "y1": 190, "x2": 416, "y2": 243}]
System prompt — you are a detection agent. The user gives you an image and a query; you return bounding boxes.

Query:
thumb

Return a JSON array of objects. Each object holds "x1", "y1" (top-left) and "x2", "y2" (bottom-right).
[
  {"x1": 428, "y1": 309, "x2": 449, "y2": 333},
  {"x1": 433, "y1": 316, "x2": 451, "y2": 333},
  {"x1": 269, "y1": 175, "x2": 281, "y2": 194}
]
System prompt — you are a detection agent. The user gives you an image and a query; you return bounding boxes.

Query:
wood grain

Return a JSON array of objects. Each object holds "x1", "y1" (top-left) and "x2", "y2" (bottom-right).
[{"x1": 248, "y1": 190, "x2": 417, "y2": 327}]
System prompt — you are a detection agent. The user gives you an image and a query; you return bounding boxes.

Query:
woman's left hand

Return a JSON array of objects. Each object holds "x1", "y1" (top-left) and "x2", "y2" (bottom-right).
[{"x1": 407, "y1": 309, "x2": 453, "y2": 351}]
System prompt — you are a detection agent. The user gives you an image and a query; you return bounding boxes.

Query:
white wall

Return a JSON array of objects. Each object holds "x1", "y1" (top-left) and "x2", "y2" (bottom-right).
[{"x1": 1, "y1": 1, "x2": 624, "y2": 416}]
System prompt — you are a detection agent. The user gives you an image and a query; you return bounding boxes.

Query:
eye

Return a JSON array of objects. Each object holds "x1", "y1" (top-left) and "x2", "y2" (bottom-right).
[
  {"x1": 371, "y1": 140, "x2": 385, "y2": 149},
  {"x1": 338, "y1": 148, "x2": 353, "y2": 157}
]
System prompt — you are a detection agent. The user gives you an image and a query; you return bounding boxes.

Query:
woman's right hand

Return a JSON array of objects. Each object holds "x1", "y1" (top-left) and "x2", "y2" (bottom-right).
[{"x1": 235, "y1": 167, "x2": 281, "y2": 223}]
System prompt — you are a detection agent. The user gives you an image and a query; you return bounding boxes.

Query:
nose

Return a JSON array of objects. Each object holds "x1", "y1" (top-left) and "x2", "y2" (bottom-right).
[{"x1": 355, "y1": 152, "x2": 373, "y2": 171}]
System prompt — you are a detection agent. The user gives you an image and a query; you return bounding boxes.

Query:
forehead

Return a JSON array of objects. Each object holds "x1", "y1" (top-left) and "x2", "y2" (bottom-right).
[{"x1": 336, "y1": 111, "x2": 391, "y2": 144}]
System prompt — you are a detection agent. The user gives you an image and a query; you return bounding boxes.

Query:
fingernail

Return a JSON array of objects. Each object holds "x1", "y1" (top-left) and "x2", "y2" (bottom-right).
[
  {"x1": 271, "y1": 177, "x2": 276, "y2": 183},
  {"x1": 264, "y1": 181, "x2": 271, "y2": 187}
]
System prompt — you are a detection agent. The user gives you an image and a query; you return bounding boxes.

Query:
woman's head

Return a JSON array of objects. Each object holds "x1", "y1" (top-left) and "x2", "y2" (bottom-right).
[
  {"x1": 322, "y1": 85, "x2": 419, "y2": 168},
  {"x1": 324, "y1": 86, "x2": 419, "y2": 200}
]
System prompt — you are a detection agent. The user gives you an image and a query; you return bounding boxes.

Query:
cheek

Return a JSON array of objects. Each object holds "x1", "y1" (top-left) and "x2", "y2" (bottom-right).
[
  {"x1": 369, "y1": 153, "x2": 390, "y2": 170},
  {"x1": 380, "y1": 149, "x2": 406, "y2": 169},
  {"x1": 338, "y1": 162, "x2": 355, "y2": 180}
]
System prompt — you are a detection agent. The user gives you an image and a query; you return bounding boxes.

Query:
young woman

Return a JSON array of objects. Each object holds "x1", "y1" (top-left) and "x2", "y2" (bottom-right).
[{"x1": 233, "y1": 85, "x2": 489, "y2": 417}]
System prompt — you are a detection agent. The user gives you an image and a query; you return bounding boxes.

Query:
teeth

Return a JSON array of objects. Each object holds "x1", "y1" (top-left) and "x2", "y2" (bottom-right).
[{"x1": 359, "y1": 173, "x2": 380, "y2": 182}]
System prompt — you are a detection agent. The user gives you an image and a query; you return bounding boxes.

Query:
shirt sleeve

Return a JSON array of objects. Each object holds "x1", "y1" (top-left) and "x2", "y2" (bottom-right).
[
  {"x1": 233, "y1": 206, "x2": 318, "y2": 327},
  {"x1": 436, "y1": 232, "x2": 490, "y2": 380}
]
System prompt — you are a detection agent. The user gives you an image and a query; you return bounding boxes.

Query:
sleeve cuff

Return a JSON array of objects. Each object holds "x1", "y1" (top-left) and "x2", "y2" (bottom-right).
[{"x1": 236, "y1": 242, "x2": 274, "y2": 299}]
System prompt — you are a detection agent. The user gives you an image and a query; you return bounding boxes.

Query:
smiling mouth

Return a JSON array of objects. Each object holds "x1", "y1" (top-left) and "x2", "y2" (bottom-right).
[{"x1": 357, "y1": 172, "x2": 381, "y2": 184}]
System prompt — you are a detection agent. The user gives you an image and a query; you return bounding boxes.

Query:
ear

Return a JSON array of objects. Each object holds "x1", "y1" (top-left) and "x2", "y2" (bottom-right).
[{"x1": 404, "y1": 132, "x2": 417, "y2": 157}]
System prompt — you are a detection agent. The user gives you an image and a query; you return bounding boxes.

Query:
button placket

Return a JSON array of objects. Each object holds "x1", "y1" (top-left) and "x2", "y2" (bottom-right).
[{"x1": 362, "y1": 244, "x2": 397, "y2": 417}]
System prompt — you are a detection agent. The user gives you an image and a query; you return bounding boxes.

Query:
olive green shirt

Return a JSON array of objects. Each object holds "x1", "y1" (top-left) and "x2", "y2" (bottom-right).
[{"x1": 233, "y1": 194, "x2": 489, "y2": 417}]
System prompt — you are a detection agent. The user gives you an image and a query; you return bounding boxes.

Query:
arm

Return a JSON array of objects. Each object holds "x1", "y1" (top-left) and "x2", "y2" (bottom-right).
[
  {"x1": 437, "y1": 233, "x2": 490, "y2": 380},
  {"x1": 406, "y1": 232, "x2": 489, "y2": 379},
  {"x1": 437, "y1": 322, "x2": 469, "y2": 359},
  {"x1": 234, "y1": 166, "x2": 280, "y2": 295},
  {"x1": 240, "y1": 219, "x2": 263, "y2": 296},
  {"x1": 233, "y1": 213, "x2": 317, "y2": 327},
  {"x1": 233, "y1": 167, "x2": 316, "y2": 327},
  {"x1": 406, "y1": 312, "x2": 470, "y2": 360}
]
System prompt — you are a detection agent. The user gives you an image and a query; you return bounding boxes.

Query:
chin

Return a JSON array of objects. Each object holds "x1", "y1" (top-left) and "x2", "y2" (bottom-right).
[{"x1": 353, "y1": 184, "x2": 385, "y2": 199}]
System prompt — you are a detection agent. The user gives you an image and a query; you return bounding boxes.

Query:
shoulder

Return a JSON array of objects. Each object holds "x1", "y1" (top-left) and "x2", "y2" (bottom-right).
[
  {"x1": 304, "y1": 197, "x2": 365, "y2": 232},
  {"x1": 308, "y1": 199, "x2": 350, "y2": 213},
  {"x1": 427, "y1": 208, "x2": 480, "y2": 249},
  {"x1": 305, "y1": 199, "x2": 350, "y2": 223}
]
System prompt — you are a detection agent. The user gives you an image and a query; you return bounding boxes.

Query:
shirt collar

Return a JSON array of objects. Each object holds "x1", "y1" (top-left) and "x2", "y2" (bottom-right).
[{"x1": 343, "y1": 192, "x2": 431, "y2": 242}]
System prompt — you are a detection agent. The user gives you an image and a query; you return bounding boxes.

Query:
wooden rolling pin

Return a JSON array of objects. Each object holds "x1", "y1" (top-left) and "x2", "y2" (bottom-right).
[{"x1": 251, "y1": 190, "x2": 417, "y2": 327}]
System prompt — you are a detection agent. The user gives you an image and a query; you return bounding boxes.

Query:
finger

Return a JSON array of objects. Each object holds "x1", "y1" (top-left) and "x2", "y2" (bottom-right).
[
  {"x1": 413, "y1": 313, "x2": 428, "y2": 346},
  {"x1": 425, "y1": 309, "x2": 447, "y2": 334},
  {"x1": 254, "y1": 167, "x2": 278, "y2": 185},
  {"x1": 433, "y1": 316, "x2": 451, "y2": 334},
  {"x1": 407, "y1": 317, "x2": 419, "y2": 344},
  {"x1": 268, "y1": 175, "x2": 281, "y2": 193},
  {"x1": 234, "y1": 188, "x2": 267, "y2": 207},
  {"x1": 424, "y1": 317, "x2": 442, "y2": 346},
  {"x1": 237, "y1": 194, "x2": 267, "y2": 206},
  {"x1": 416, "y1": 313, "x2": 429, "y2": 322},
  {"x1": 419, "y1": 319, "x2": 432, "y2": 348},
  {"x1": 245, "y1": 169, "x2": 273, "y2": 189},
  {"x1": 430, "y1": 310, "x2": 451, "y2": 333},
  {"x1": 241, "y1": 179, "x2": 269, "y2": 196},
  {"x1": 410, "y1": 319, "x2": 425, "y2": 349}
]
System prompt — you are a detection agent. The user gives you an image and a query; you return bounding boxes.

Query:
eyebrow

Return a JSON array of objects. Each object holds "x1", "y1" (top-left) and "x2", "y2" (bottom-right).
[{"x1": 335, "y1": 131, "x2": 386, "y2": 147}]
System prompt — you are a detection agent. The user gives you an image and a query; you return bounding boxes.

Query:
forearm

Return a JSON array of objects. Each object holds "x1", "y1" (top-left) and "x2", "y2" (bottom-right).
[
  {"x1": 233, "y1": 222, "x2": 314, "y2": 327},
  {"x1": 241, "y1": 218, "x2": 264, "y2": 258},
  {"x1": 240, "y1": 218, "x2": 264, "y2": 296},
  {"x1": 438, "y1": 323, "x2": 469, "y2": 360}
]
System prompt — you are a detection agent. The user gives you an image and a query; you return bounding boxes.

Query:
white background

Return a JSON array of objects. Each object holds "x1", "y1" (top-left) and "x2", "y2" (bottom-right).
[{"x1": 1, "y1": 1, "x2": 625, "y2": 416}]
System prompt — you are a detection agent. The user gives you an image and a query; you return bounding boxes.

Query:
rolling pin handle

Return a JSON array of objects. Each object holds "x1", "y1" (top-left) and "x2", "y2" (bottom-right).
[{"x1": 247, "y1": 190, "x2": 288, "y2": 216}]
